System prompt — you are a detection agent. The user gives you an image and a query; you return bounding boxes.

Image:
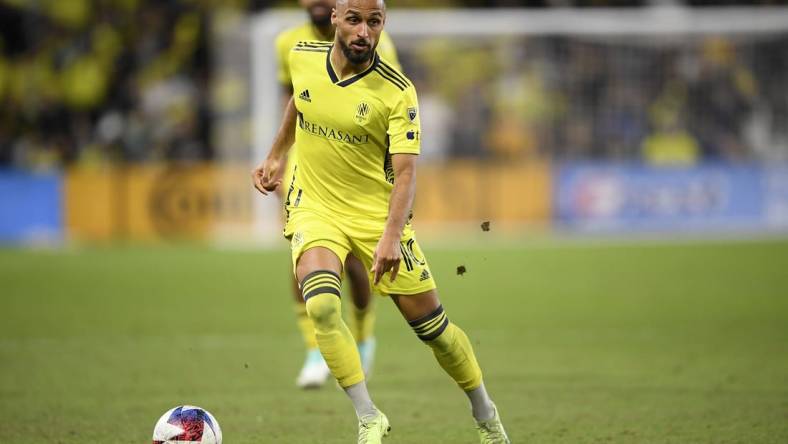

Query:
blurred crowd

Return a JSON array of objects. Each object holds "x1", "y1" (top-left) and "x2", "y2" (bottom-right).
[
  {"x1": 403, "y1": 34, "x2": 788, "y2": 164},
  {"x1": 0, "y1": 0, "x2": 227, "y2": 170},
  {"x1": 0, "y1": 0, "x2": 786, "y2": 170}
]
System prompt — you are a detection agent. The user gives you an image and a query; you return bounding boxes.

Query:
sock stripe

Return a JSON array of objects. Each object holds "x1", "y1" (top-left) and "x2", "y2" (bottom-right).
[
  {"x1": 412, "y1": 313, "x2": 446, "y2": 333},
  {"x1": 409, "y1": 305, "x2": 451, "y2": 342},
  {"x1": 417, "y1": 317, "x2": 450, "y2": 341},
  {"x1": 301, "y1": 275, "x2": 341, "y2": 294},
  {"x1": 300, "y1": 270, "x2": 342, "y2": 301},
  {"x1": 407, "y1": 305, "x2": 444, "y2": 327},
  {"x1": 413, "y1": 312, "x2": 447, "y2": 334},
  {"x1": 300, "y1": 269, "x2": 341, "y2": 287},
  {"x1": 301, "y1": 272, "x2": 340, "y2": 289},
  {"x1": 303, "y1": 285, "x2": 341, "y2": 301},
  {"x1": 302, "y1": 272, "x2": 341, "y2": 285}
]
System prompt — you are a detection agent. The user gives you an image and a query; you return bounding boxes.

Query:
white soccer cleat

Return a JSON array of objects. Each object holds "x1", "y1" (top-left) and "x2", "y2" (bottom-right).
[
  {"x1": 357, "y1": 337, "x2": 376, "y2": 379},
  {"x1": 296, "y1": 348, "x2": 331, "y2": 389}
]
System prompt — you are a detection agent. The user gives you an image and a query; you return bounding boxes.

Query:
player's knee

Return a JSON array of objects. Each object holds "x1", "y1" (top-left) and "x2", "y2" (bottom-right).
[
  {"x1": 305, "y1": 293, "x2": 340, "y2": 326},
  {"x1": 301, "y1": 269, "x2": 342, "y2": 327}
]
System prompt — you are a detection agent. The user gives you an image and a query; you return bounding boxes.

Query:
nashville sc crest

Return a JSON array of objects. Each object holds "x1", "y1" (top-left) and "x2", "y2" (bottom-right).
[{"x1": 355, "y1": 101, "x2": 371, "y2": 125}]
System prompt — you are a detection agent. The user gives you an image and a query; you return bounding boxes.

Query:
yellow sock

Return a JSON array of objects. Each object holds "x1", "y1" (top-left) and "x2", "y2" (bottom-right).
[
  {"x1": 302, "y1": 270, "x2": 365, "y2": 388},
  {"x1": 349, "y1": 298, "x2": 376, "y2": 343},
  {"x1": 294, "y1": 303, "x2": 318, "y2": 349},
  {"x1": 410, "y1": 305, "x2": 482, "y2": 391}
]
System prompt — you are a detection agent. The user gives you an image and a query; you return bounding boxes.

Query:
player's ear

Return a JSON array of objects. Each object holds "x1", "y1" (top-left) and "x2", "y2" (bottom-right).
[{"x1": 331, "y1": 9, "x2": 337, "y2": 25}]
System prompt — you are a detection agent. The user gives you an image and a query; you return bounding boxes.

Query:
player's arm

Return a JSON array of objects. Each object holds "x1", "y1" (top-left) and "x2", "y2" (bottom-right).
[
  {"x1": 269, "y1": 85, "x2": 296, "y2": 193},
  {"x1": 251, "y1": 96, "x2": 298, "y2": 195},
  {"x1": 371, "y1": 153, "x2": 417, "y2": 284}
]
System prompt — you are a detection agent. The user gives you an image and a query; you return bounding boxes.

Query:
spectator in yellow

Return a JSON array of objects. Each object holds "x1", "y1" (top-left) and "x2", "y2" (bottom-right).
[{"x1": 641, "y1": 113, "x2": 700, "y2": 166}]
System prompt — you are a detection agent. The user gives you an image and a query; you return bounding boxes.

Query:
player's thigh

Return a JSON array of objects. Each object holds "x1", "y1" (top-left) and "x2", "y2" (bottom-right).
[
  {"x1": 344, "y1": 254, "x2": 372, "y2": 306},
  {"x1": 344, "y1": 254, "x2": 370, "y2": 283},
  {"x1": 296, "y1": 247, "x2": 343, "y2": 283},
  {"x1": 349, "y1": 227, "x2": 436, "y2": 297},
  {"x1": 390, "y1": 289, "x2": 442, "y2": 323},
  {"x1": 286, "y1": 209, "x2": 352, "y2": 283}
]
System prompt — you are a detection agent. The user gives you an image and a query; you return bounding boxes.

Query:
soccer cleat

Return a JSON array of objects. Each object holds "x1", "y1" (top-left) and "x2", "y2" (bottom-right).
[
  {"x1": 296, "y1": 348, "x2": 331, "y2": 389},
  {"x1": 358, "y1": 337, "x2": 376, "y2": 379},
  {"x1": 357, "y1": 411, "x2": 390, "y2": 444},
  {"x1": 476, "y1": 403, "x2": 510, "y2": 444}
]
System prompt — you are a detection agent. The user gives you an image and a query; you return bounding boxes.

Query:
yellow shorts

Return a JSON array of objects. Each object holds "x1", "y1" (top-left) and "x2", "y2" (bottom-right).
[{"x1": 284, "y1": 207, "x2": 437, "y2": 296}]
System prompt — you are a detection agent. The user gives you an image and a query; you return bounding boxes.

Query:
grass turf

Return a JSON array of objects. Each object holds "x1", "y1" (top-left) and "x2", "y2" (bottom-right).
[{"x1": 1, "y1": 239, "x2": 787, "y2": 443}]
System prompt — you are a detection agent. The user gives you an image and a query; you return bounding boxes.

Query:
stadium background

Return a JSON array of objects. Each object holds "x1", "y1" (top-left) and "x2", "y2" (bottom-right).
[
  {"x1": 1, "y1": 1, "x2": 787, "y2": 443},
  {"x1": 3, "y1": 0, "x2": 788, "y2": 242}
]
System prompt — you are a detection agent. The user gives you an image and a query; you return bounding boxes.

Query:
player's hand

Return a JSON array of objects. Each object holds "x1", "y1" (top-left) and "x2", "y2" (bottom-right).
[
  {"x1": 251, "y1": 156, "x2": 283, "y2": 195},
  {"x1": 371, "y1": 235, "x2": 401, "y2": 285}
]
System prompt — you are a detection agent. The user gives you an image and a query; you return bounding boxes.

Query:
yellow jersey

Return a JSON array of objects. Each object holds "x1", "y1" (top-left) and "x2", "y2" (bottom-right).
[
  {"x1": 275, "y1": 23, "x2": 400, "y2": 87},
  {"x1": 284, "y1": 41, "x2": 420, "y2": 227}
]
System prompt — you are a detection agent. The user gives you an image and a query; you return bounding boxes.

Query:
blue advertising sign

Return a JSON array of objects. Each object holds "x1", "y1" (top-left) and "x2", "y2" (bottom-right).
[
  {"x1": 554, "y1": 164, "x2": 782, "y2": 232},
  {"x1": 764, "y1": 166, "x2": 788, "y2": 229},
  {"x1": 0, "y1": 171, "x2": 63, "y2": 243}
]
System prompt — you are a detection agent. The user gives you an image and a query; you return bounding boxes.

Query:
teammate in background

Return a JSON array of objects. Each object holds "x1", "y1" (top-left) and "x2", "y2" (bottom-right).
[
  {"x1": 277, "y1": 0, "x2": 400, "y2": 95},
  {"x1": 254, "y1": 0, "x2": 510, "y2": 442},
  {"x1": 275, "y1": 0, "x2": 400, "y2": 389}
]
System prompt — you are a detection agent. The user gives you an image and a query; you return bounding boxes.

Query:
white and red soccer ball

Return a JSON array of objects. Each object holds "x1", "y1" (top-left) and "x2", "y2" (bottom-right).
[{"x1": 152, "y1": 405, "x2": 222, "y2": 444}]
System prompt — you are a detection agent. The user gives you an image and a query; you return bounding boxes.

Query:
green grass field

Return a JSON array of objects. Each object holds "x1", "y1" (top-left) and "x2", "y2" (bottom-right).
[{"x1": 1, "y1": 239, "x2": 787, "y2": 443}]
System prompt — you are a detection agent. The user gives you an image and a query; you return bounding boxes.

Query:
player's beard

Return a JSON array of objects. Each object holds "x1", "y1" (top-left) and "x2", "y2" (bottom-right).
[
  {"x1": 339, "y1": 38, "x2": 376, "y2": 65},
  {"x1": 308, "y1": 3, "x2": 332, "y2": 28}
]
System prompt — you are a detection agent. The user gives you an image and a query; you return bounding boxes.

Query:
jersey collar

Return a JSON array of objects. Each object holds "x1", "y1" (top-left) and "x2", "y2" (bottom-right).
[{"x1": 326, "y1": 46, "x2": 379, "y2": 87}]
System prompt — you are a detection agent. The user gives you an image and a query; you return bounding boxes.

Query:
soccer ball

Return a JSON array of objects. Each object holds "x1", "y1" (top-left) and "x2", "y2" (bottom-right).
[{"x1": 152, "y1": 405, "x2": 222, "y2": 444}]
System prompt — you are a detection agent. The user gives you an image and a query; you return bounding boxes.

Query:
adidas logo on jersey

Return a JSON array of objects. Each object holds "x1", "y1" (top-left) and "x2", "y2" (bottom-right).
[
  {"x1": 298, "y1": 89, "x2": 311, "y2": 102},
  {"x1": 419, "y1": 269, "x2": 431, "y2": 282}
]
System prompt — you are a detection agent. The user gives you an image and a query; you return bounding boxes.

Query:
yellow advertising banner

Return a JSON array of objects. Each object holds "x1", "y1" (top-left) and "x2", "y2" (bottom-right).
[
  {"x1": 64, "y1": 168, "x2": 115, "y2": 241},
  {"x1": 123, "y1": 165, "x2": 216, "y2": 239},
  {"x1": 415, "y1": 160, "x2": 551, "y2": 227},
  {"x1": 64, "y1": 161, "x2": 550, "y2": 242},
  {"x1": 65, "y1": 164, "x2": 253, "y2": 242}
]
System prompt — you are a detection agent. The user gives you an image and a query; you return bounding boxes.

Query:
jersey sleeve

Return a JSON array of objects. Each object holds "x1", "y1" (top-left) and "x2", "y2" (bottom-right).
[
  {"x1": 377, "y1": 31, "x2": 401, "y2": 71},
  {"x1": 275, "y1": 31, "x2": 293, "y2": 87},
  {"x1": 387, "y1": 86, "x2": 421, "y2": 155}
]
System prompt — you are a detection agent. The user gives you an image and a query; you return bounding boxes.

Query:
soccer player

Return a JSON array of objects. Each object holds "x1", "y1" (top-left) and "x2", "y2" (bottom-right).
[
  {"x1": 253, "y1": 0, "x2": 510, "y2": 443},
  {"x1": 274, "y1": 0, "x2": 400, "y2": 389}
]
